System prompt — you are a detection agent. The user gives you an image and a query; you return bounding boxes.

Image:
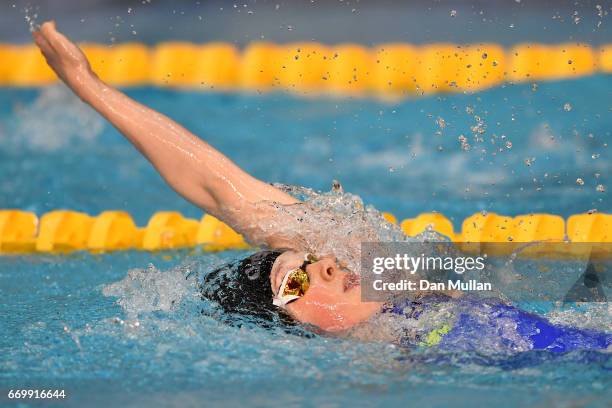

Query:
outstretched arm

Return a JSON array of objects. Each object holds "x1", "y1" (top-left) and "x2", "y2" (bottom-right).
[{"x1": 33, "y1": 21, "x2": 299, "y2": 232}]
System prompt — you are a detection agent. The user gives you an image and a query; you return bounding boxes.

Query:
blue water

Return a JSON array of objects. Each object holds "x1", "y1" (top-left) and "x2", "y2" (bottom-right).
[
  {"x1": 0, "y1": 77, "x2": 609, "y2": 224},
  {"x1": 0, "y1": 76, "x2": 610, "y2": 407},
  {"x1": 1, "y1": 252, "x2": 610, "y2": 407}
]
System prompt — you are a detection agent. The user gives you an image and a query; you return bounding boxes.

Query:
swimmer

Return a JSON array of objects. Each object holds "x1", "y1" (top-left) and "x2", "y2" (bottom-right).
[{"x1": 33, "y1": 22, "x2": 610, "y2": 353}]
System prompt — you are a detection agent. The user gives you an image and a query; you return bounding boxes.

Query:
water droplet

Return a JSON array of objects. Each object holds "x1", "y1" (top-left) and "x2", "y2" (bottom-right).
[
  {"x1": 458, "y1": 135, "x2": 470, "y2": 151},
  {"x1": 331, "y1": 180, "x2": 343, "y2": 192}
]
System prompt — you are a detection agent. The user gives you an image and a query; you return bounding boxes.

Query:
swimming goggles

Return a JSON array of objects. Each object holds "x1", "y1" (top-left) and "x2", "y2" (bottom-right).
[{"x1": 273, "y1": 253, "x2": 317, "y2": 308}]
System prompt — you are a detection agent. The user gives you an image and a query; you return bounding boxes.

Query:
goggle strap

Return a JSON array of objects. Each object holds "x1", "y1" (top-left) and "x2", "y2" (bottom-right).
[{"x1": 273, "y1": 295, "x2": 300, "y2": 307}]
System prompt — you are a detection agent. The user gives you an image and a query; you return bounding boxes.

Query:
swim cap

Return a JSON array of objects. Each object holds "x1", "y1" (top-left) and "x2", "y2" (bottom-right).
[{"x1": 200, "y1": 250, "x2": 294, "y2": 327}]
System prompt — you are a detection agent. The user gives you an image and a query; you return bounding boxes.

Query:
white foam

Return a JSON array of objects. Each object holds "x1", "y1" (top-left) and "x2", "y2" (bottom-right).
[
  {"x1": 230, "y1": 181, "x2": 439, "y2": 276},
  {"x1": 545, "y1": 303, "x2": 612, "y2": 331},
  {"x1": 102, "y1": 262, "x2": 195, "y2": 319},
  {"x1": 12, "y1": 85, "x2": 104, "y2": 151}
]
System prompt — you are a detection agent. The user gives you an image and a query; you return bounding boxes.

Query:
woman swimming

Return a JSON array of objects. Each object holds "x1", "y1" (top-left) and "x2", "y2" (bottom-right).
[{"x1": 33, "y1": 22, "x2": 610, "y2": 352}]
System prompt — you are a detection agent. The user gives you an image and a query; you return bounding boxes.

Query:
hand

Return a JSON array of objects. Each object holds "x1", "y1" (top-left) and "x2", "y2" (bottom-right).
[{"x1": 33, "y1": 21, "x2": 96, "y2": 89}]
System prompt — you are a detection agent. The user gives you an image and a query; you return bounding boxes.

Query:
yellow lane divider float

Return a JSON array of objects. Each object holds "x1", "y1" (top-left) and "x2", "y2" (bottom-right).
[
  {"x1": 0, "y1": 42, "x2": 610, "y2": 96},
  {"x1": 0, "y1": 209, "x2": 610, "y2": 254}
]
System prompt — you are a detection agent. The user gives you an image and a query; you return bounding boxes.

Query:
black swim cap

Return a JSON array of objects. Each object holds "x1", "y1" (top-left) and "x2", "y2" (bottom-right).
[{"x1": 200, "y1": 250, "x2": 295, "y2": 328}]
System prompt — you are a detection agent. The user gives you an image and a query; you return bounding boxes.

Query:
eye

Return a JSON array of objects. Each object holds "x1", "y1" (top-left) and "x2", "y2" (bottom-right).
[{"x1": 282, "y1": 268, "x2": 310, "y2": 297}]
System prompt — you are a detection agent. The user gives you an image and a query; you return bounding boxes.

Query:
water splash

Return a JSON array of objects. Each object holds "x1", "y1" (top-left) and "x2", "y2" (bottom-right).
[
  {"x1": 545, "y1": 303, "x2": 612, "y2": 331},
  {"x1": 23, "y1": 4, "x2": 40, "y2": 32},
  {"x1": 225, "y1": 181, "x2": 446, "y2": 276},
  {"x1": 102, "y1": 262, "x2": 198, "y2": 320},
  {"x1": 10, "y1": 85, "x2": 104, "y2": 151}
]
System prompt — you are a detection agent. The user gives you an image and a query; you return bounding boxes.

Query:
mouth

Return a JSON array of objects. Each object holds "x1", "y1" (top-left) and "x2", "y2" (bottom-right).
[{"x1": 343, "y1": 272, "x2": 360, "y2": 292}]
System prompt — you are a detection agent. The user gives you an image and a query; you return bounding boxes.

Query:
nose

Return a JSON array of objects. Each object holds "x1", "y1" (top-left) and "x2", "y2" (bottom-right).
[{"x1": 309, "y1": 257, "x2": 338, "y2": 282}]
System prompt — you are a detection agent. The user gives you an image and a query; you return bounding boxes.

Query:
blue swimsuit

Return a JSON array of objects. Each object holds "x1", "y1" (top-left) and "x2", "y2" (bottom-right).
[{"x1": 383, "y1": 295, "x2": 611, "y2": 353}]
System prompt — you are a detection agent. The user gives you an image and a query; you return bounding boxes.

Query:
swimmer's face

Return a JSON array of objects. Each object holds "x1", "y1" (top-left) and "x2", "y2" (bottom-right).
[{"x1": 270, "y1": 251, "x2": 380, "y2": 332}]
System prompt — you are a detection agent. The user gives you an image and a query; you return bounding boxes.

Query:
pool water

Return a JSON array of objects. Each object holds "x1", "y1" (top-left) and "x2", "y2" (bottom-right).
[
  {"x1": 1, "y1": 251, "x2": 610, "y2": 407},
  {"x1": 0, "y1": 76, "x2": 610, "y2": 407},
  {"x1": 0, "y1": 77, "x2": 609, "y2": 223}
]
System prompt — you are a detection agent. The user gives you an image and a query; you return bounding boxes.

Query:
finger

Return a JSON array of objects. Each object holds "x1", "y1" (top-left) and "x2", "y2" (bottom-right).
[
  {"x1": 33, "y1": 20, "x2": 52, "y2": 33},
  {"x1": 40, "y1": 20, "x2": 68, "y2": 45},
  {"x1": 40, "y1": 20, "x2": 56, "y2": 36},
  {"x1": 33, "y1": 31, "x2": 61, "y2": 70},
  {"x1": 32, "y1": 31, "x2": 54, "y2": 56},
  {"x1": 39, "y1": 21, "x2": 54, "y2": 42},
  {"x1": 39, "y1": 21, "x2": 63, "y2": 50},
  {"x1": 40, "y1": 20, "x2": 77, "y2": 55}
]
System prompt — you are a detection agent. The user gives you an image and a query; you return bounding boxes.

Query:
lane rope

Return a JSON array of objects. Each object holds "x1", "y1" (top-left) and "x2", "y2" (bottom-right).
[
  {"x1": 0, "y1": 209, "x2": 609, "y2": 254},
  {"x1": 1, "y1": 42, "x2": 610, "y2": 96}
]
